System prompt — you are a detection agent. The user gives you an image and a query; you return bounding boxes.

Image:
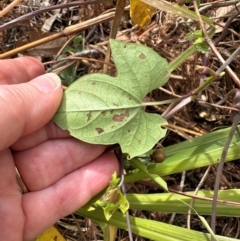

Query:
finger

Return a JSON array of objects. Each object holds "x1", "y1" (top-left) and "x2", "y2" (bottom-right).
[
  {"x1": 22, "y1": 152, "x2": 118, "y2": 241},
  {"x1": 14, "y1": 138, "x2": 106, "y2": 190},
  {"x1": 0, "y1": 57, "x2": 44, "y2": 84},
  {"x1": 11, "y1": 122, "x2": 70, "y2": 151},
  {"x1": 0, "y1": 149, "x2": 24, "y2": 241},
  {"x1": 0, "y1": 73, "x2": 62, "y2": 150}
]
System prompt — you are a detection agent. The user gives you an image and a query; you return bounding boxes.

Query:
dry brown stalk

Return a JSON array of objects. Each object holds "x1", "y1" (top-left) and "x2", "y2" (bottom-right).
[
  {"x1": 0, "y1": 0, "x2": 24, "y2": 18},
  {"x1": 0, "y1": 11, "x2": 116, "y2": 59}
]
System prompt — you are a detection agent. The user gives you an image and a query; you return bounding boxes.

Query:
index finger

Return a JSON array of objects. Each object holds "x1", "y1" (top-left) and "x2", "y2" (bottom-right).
[{"x1": 0, "y1": 57, "x2": 45, "y2": 84}]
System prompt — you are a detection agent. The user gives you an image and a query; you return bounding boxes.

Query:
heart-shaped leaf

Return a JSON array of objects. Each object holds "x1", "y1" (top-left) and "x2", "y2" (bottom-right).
[{"x1": 53, "y1": 39, "x2": 170, "y2": 158}]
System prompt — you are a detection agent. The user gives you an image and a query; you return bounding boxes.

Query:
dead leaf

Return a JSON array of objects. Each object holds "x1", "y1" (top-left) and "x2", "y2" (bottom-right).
[
  {"x1": 130, "y1": 0, "x2": 156, "y2": 29},
  {"x1": 42, "y1": 10, "x2": 61, "y2": 32},
  {"x1": 17, "y1": 31, "x2": 68, "y2": 57},
  {"x1": 208, "y1": 3, "x2": 240, "y2": 33}
]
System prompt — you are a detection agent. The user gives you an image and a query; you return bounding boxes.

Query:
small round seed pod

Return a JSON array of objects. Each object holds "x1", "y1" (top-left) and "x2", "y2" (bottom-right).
[{"x1": 151, "y1": 149, "x2": 166, "y2": 163}]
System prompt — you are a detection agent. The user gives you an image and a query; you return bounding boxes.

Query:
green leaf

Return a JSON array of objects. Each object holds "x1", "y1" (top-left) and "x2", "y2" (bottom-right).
[
  {"x1": 127, "y1": 189, "x2": 240, "y2": 216},
  {"x1": 194, "y1": 42, "x2": 209, "y2": 54},
  {"x1": 53, "y1": 39, "x2": 170, "y2": 158},
  {"x1": 185, "y1": 30, "x2": 209, "y2": 54},
  {"x1": 186, "y1": 30, "x2": 203, "y2": 39},
  {"x1": 94, "y1": 173, "x2": 129, "y2": 220},
  {"x1": 73, "y1": 35, "x2": 82, "y2": 46},
  {"x1": 59, "y1": 64, "x2": 77, "y2": 86},
  {"x1": 78, "y1": 208, "x2": 238, "y2": 241},
  {"x1": 129, "y1": 157, "x2": 168, "y2": 190}
]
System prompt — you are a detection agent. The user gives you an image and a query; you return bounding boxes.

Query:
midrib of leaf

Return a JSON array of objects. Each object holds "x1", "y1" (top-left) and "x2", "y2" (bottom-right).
[{"x1": 56, "y1": 101, "x2": 177, "y2": 112}]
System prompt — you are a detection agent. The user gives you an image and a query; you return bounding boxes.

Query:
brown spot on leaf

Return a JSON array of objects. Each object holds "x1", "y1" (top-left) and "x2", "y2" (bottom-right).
[
  {"x1": 113, "y1": 110, "x2": 129, "y2": 122},
  {"x1": 96, "y1": 127, "x2": 104, "y2": 134},
  {"x1": 139, "y1": 53, "x2": 146, "y2": 60},
  {"x1": 110, "y1": 190, "x2": 120, "y2": 204},
  {"x1": 113, "y1": 103, "x2": 119, "y2": 106},
  {"x1": 86, "y1": 111, "x2": 92, "y2": 121},
  {"x1": 163, "y1": 71, "x2": 170, "y2": 78},
  {"x1": 138, "y1": 140, "x2": 142, "y2": 144},
  {"x1": 92, "y1": 82, "x2": 96, "y2": 85},
  {"x1": 101, "y1": 111, "x2": 106, "y2": 116}
]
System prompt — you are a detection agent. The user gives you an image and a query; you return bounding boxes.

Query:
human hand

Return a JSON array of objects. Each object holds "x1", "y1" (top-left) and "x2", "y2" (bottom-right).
[{"x1": 0, "y1": 57, "x2": 118, "y2": 241}]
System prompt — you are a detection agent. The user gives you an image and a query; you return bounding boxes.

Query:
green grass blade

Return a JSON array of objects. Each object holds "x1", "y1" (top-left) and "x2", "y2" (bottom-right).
[
  {"x1": 127, "y1": 189, "x2": 240, "y2": 216},
  {"x1": 129, "y1": 157, "x2": 168, "y2": 190},
  {"x1": 125, "y1": 126, "x2": 240, "y2": 183},
  {"x1": 77, "y1": 208, "x2": 238, "y2": 241}
]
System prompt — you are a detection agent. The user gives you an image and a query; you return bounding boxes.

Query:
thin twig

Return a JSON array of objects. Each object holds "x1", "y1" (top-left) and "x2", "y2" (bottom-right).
[
  {"x1": 71, "y1": 213, "x2": 87, "y2": 241},
  {"x1": 187, "y1": 166, "x2": 211, "y2": 229},
  {"x1": 199, "y1": 0, "x2": 240, "y2": 13},
  {"x1": 103, "y1": 0, "x2": 126, "y2": 74},
  {"x1": 216, "y1": 45, "x2": 240, "y2": 75},
  {"x1": 211, "y1": 112, "x2": 240, "y2": 235},
  {"x1": 0, "y1": 11, "x2": 116, "y2": 58},
  {"x1": 121, "y1": 182, "x2": 133, "y2": 241},
  {"x1": 213, "y1": 11, "x2": 240, "y2": 46},
  {"x1": 168, "y1": 188, "x2": 240, "y2": 207},
  {"x1": 114, "y1": 149, "x2": 133, "y2": 241},
  {"x1": 169, "y1": 171, "x2": 186, "y2": 224},
  {"x1": 0, "y1": 0, "x2": 24, "y2": 17},
  {"x1": 194, "y1": 0, "x2": 240, "y2": 87},
  {"x1": 0, "y1": 0, "x2": 112, "y2": 31}
]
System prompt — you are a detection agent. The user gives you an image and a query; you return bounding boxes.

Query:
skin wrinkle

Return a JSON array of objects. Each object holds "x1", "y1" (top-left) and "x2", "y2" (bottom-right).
[
  {"x1": 45, "y1": 121, "x2": 65, "y2": 140},
  {"x1": 57, "y1": 141, "x2": 105, "y2": 177},
  {"x1": 11, "y1": 122, "x2": 70, "y2": 151},
  {"x1": 15, "y1": 58, "x2": 45, "y2": 81},
  {"x1": 0, "y1": 86, "x2": 28, "y2": 149},
  {"x1": 0, "y1": 150, "x2": 18, "y2": 194},
  {"x1": 22, "y1": 199, "x2": 28, "y2": 241},
  {"x1": 0, "y1": 202, "x2": 22, "y2": 241},
  {"x1": 51, "y1": 158, "x2": 111, "y2": 216},
  {"x1": 0, "y1": 66, "x2": 21, "y2": 85},
  {"x1": 0, "y1": 58, "x2": 44, "y2": 85},
  {"x1": 1, "y1": 78, "x2": 63, "y2": 151},
  {"x1": 52, "y1": 140, "x2": 76, "y2": 178},
  {"x1": 52, "y1": 179, "x2": 74, "y2": 217},
  {"x1": 22, "y1": 192, "x2": 53, "y2": 237},
  {"x1": 11, "y1": 83, "x2": 49, "y2": 133},
  {"x1": 14, "y1": 139, "x2": 106, "y2": 190}
]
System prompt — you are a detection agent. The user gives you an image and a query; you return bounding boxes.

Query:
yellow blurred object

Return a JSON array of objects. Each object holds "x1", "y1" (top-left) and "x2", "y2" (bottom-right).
[
  {"x1": 130, "y1": 0, "x2": 156, "y2": 29},
  {"x1": 35, "y1": 226, "x2": 66, "y2": 241}
]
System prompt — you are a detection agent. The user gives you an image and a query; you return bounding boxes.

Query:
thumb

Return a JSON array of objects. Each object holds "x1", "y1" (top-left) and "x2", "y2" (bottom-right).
[{"x1": 0, "y1": 73, "x2": 63, "y2": 150}]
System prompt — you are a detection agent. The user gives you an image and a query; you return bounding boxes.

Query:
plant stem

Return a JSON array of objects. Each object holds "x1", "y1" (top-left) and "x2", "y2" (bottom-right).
[{"x1": 211, "y1": 112, "x2": 240, "y2": 235}]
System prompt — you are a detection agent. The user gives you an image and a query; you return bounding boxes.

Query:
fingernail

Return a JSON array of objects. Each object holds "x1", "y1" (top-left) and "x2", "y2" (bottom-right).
[{"x1": 31, "y1": 73, "x2": 61, "y2": 93}]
